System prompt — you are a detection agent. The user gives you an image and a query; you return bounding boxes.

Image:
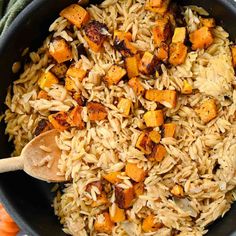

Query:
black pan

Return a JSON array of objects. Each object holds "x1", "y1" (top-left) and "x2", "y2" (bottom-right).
[{"x1": 0, "y1": 0, "x2": 236, "y2": 235}]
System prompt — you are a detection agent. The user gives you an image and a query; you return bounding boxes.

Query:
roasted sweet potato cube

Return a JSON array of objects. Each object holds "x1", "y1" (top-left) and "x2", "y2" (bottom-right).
[
  {"x1": 67, "y1": 106, "x2": 85, "y2": 129},
  {"x1": 169, "y1": 42, "x2": 187, "y2": 66},
  {"x1": 171, "y1": 185, "x2": 184, "y2": 197},
  {"x1": 50, "y1": 63, "x2": 68, "y2": 79},
  {"x1": 153, "y1": 17, "x2": 171, "y2": 47},
  {"x1": 114, "y1": 32, "x2": 137, "y2": 57},
  {"x1": 195, "y1": 99, "x2": 217, "y2": 123},
  {"x1": 145, "y1": 90, "x2": 177, "y2": 108},
  {"x1": 38, "y1": 71, "x2": 59, "y2": 90},
  {"x1": 34, "y1": 119, "x2": 53, "y2": 136},
  {"x1": 103, "y1": 172, "x2": 122, "y2": 184},
  {"x1": 142, "y1": 214, "x2": 162, "y2": 232},
  {"x1": 128, "y1": 77, "x2": 145, "y2": 96},
  {"x1": 48, "y1": 111, "x2": 70, "y2": 131},
  {"x1": 94, "y1": 212, "x2": 114, "y2": 234},
  {"x1": 60, "y1": 4, "x2": 90, "y2": 28},
  {"x1": 87, "y1": 102, "x2": 107, "y2": 121},
  {"x1": 200, "y1": 18, "x2": 215, "y2": 28},
  {"x1": 148, "y1": 144, "x2": 167, "y2": 162},
  {"x1": 182, "y1": 80, "x2": 193, "y2": 94},
  {"x1": 37, "y1": 90, "x2": 51, "y2": 100},
  {"x1": 117, "y1": 98, "x2": 132, "y2": 116},
  {"x1": 66, "y1": 61, "x2": 87, "y2": 81},
  {"x1": 125, "y1": 163, "x2": 146, "y2": 182},
  {"x1": 145, "y1": 0, "x2": 170, "y2": 14},
  {"x1": 115, "y1": 186, "x2": 135, "y2": 209},
  {"x1": 49, "y1": 38, "x2": 73, "y2": 63},
  {"x1": 136, "y1": 132, "x2": 154, "y2": 154},
  {"x1": 231, "y1": 45, "x2": 236, "y2": 68},
  {"x1": 144, "y1": 110, "x2": 164, "y2": 127},
  {"x1": 113, "y1": 31, "x2": 132, "y2": 41},
  {"x1": 134, "y1": 182, "x2": 145, "y2": 196},
  {"x1": 109, "y1": 204, "x2": 126, "y2": 223},
  {"x1": 125, "y1": 55, "x2": 140, "y2": 78},
  {"x1": 149, "y1": 0, "x2": 163, "y2": 7},
  {"x1": 163, "y1": 123, "x2": 176, "y2": 138},
  {"x1": 156, "y1": 43, "x2": 169, "y2": 62},
  {"x1": 104, "y1": 65, "x2": 127, "y2": 86},
  {"x1": 65, "y1": 77, "x2": 77, "y2": 92},
  {"x1": 72, "y1": 92, "x2": 84, "y2": 106},
  {"x1": 189, "y1": 26, "x2": 214, "y2": 50},
  {"x1": 139, "y1": 52, "x2": 157, "y2": 75},
  {"x1": 149, "y1": 130, "x2": 161, "y2": 143},
  {"x1": 172, "y1": 27, "x2": 186, "y2": 43},
  {"x1": 84, "y1": 20, "x2": 109, "y2": 52}
]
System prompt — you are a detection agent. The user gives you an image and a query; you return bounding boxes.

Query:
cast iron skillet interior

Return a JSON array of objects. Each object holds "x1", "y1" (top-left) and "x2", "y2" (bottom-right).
[{"x1": 0, "y1": 0, "x2": 236, "y2": 235}]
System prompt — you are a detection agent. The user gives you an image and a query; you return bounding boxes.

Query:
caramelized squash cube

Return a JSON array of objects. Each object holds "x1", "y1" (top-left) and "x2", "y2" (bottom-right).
[
  {"x1": 195, "y1": 99, "x2": 217, "y2": 123},
  {"x1": 136, "y1": 132, "x2": 154, "y2": 154},
  {"x1": 149, "y1": 0, "x2": 163, "y2": 7},
  {"x1": 189, "y1": 26, "x2": 214, "y2": 50},
  {"x1": 103, "y1": 172, "x2": 122, "y2": 184},
  {"x1": 34, "y1": 119, "x2": 53, "y2": 136},
  {"x1": 145, "y1": 89, "x2": 177, "y2": 108},
  {"x1": 171, "y1": 185, "x2": 184, "y2": 197},
  {"x1": 128, "y1": 77, "x2": 145, "y2": 96},
  {"x1": 148, "y1": 144, "x2": 167, "y2": 162},
  {"x1": 66, "y1": 62, "x2": 87, "y2": 81},
  {"x1": 169, "y1": 42, "x2": 187, "y2": 66},
  {"x1": 38, "y1": 71, "x2": 59, "y2": 90},
  {"x1": 115, "y1": 186, "x2": 135, "y2": 209},
  {"x1": 172, "y1": 27, "x2": 186, "y2": 43},
  {"x1": 145, "y1": 0, "x2": 170, "y2": 14},
  {"x1": 143, "y1": 110, "x2": 164, "y2": 127},
  {"x1": 65, "y1": 77, "x2": 77, "y2": 92},
  {"x1": 91, "y1": 192, "x2": 108, "y2": 207},
  {"x1": 134, "y1": 182, "x2": 145, "y2": 196},
  {"x1": 49, "y1": 38, "x2": 73, "y2": 63},
  {"x1": 142, "y1": 214, "x2": 162, "y2": 232},
  {"x1": 117, "y1": 98, "x2": 132, "y2": 116},
  {"x1": 148, "y1": 130, "x2": 161, "y2": 143},
  {"x1": 37, "y1": 90, "x2": 51, "y2": 100},
  {"x1": 109, "y1": 203, "x2": 126, "y2": 223},
  {"x1": 113, "y1": 31, "x2": 132, "y2": 41},
  {"x1": 139, "y1": 52, "x2": 157, "y2": 75},
  {"x1": 125, "y1": 163, "x2": 146, "y2": 182},
  {"x1": 200, "y1": 18, "x2": 215, "y2": 28},
  {"x1": 48, "y1": 111, "x2": 69, "y2": 131},
  {"x1": 156, "y1": 43, "x2": 169, "y2": 62},
  {"x1": 60, "y1": 4, "x2": 90, "y2": 28},
  {"x1": 94, "y1": 212, "x2": 114, "y2": 234},
  {"x1": 67, "y1": 106, "x2": 85, "y2": 129},
  {"x1": 50, "y1": 63, "x2": 68, "y2": 79},
  {"x1": 87, "y1": 102, "x2": 107, "y2": 121},
  {"x1": 125, "y1": 55, "x2": 140, "y2": 78},
  {"x1": 163, "y1": 123, "x2": 176, "y2": 138},
  {"x1": 104, "y1": 65, "x2": 126, "y2": 86},
  {"x1": 231, "y1": 45, "x2": 236, "y2": 68}
]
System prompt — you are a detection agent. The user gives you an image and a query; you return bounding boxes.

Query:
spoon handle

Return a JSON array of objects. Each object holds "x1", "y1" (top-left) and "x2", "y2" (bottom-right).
[{"x1": 0, "y1": 156, "x2": 24, "y2": 173}]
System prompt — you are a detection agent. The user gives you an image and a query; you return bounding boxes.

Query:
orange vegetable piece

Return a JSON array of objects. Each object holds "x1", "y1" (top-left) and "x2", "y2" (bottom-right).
[
  {"x1": 38, "y1": 71, "x2": 59, "y2": 90},
  {"x1": 153, "y1": 17, "x2": 171, "y2": 47},
  {"x1": 148, "y1": 144, "x2": 167, "y2": 162},
  {"x1": 156, "y1": 43, "x2": 169, "y2": 62},
  {"x1": 189, "y1": 26, "x2": 214, "y2": 50},
  {"x1": 128, "y1": 77, "x2": 145, "y2": 96},
  {"x1": 145, "y1": 89, "x2": 177, "y2": 108},
  {"x1": 163, "y1": 123, "x2": 176, "y2": 138},
  {"x1": 115, "y1": 186, "x2": 135, "y2": 209},
  {"x1": 87, "y1": 102, "x2": 107, "y2": 121},
  {"x1": 66, "y1": 61, "x2": 87, "y2": 81},
  {"x1": 60, "y1": 4, "x2": 90, "y2": 28},
  {"x1": 231, "y1": 45, "x2": 236, "y2": 68},
  {"x1": 113, "y1": 31, "x2": 132, "y2": 41},
  {"x1": 67, "y1": 106, "x2": 85, "y2": 129},
  {"x1": 136, "y1": 132, "x2": 154, "y2": 154},
  {"x1": 182, "y1": 80, "x2": 193, "y2": 94},
  {"x1": 94, "y1": 212, "x2": 114, "y2": 234},
  {"x1": 149, "y1": 0, "x2": 163, "y2": 7},
  {"x1": 91, "y1": 193, "x2": 108, "y2": 207},
  {"x1": 195, "y1": 99, "x2": 217, "y2": 124},
  {"x1": 139, "y1": 52, "x2": 157, "y2": 75},
  {"x1": 34, "y1": 119, "x2": 53, "y2": 136},
  {"x1": 48, "y1": 111, "x2": 70, "y2": 131},
  {"x1": 143, "y1": 110, "x2": 164, "y2": 127},
  {"x1": 125, "y1": 163, "x2": 146, "y2": 182},
  {"x1": 49, "y1": 38, "x2": 73, "y2": 63},
  {"x1": 134, "y1": 182, "x2": 145, "y2": 196},
  {"x1": 172, "y1": 27, "x2": 186, "y2": 43},
  {"x1": 200, "y1": 18, "x2": 215, "y2": 28},
  {"x1": 103, "y1": 171, "x2": 122, "y2": 184},
  {"x1": 109, "y1": 204, "x2": 126, "y2": 223},
  {"x1": 171, "y1": 185, "x2": 184, "y2": 197},
  {"x1": 145, "y1": 0, "x2": 170, "y2": 14},
  {"x1": 104, "y1": 65, "x2": 127, "y2": 86},
  {"x1": 125, "y1": 55, "x2": 140, "y2": 78},
  {"x1": 148, "y1": 130, "x2": 161, "y2": 144},
  {"x1": 142, "y1": 214, "x2": 162, "y2": 232},
  {"x1": 38, "y1": 90, "x2": 51, "y2": 100},
  {"x1": 50, "y1": 63, "x2": 68, "y2": 79},
  {"x1": 169, "y1": 42, "x2": 188, "y2": 66}
]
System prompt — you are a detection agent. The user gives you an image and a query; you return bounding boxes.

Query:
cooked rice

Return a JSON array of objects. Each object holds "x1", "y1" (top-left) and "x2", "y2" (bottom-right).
[{"x1": 4, "y1": 0, "x2": 236, "y2": 235}]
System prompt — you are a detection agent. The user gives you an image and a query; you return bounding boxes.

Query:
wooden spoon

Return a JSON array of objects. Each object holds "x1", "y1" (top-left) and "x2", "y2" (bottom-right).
[{"x1": 0, "y1": 129, "x2": 66, "y2": 182}]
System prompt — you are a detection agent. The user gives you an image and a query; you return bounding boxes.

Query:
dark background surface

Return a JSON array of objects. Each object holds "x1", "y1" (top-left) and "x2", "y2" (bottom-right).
[{"x1": 0, "y1": 0, "x2": 236, "y2": 235}]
